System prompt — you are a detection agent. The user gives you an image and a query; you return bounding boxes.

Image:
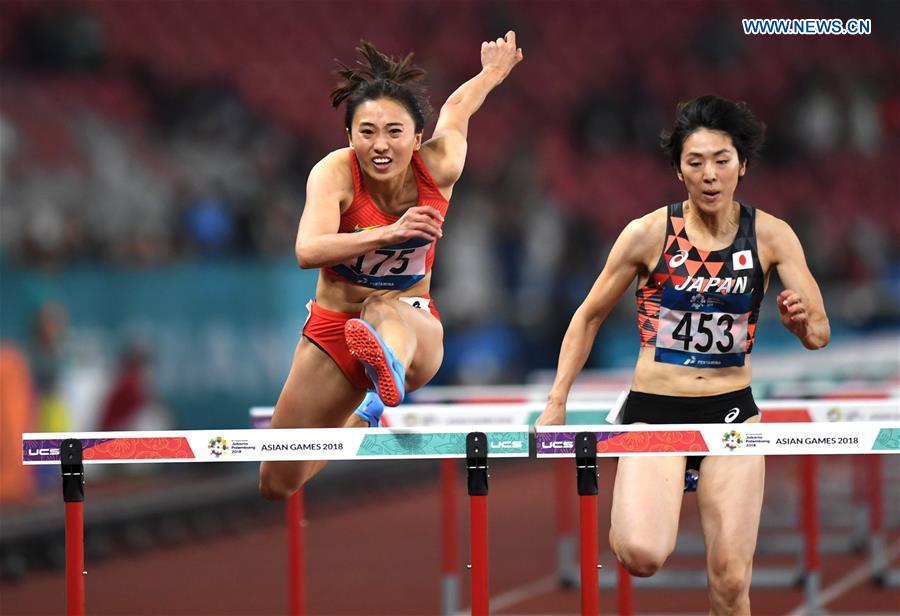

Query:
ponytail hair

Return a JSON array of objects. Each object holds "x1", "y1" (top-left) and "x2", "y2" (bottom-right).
[{"x1": 331, "y1": 41, "x2": 432, "y2": 134}]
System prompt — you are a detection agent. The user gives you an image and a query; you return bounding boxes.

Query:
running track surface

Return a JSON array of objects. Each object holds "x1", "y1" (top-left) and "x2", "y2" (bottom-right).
[{"x1": 2, "y1": 457, "x2": 898, "y2": 615}]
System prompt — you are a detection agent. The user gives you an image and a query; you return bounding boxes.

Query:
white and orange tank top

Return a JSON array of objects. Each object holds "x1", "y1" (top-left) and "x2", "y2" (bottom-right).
[{"x1": 325, "y1": 150, "x2": 449, "y2": 290}]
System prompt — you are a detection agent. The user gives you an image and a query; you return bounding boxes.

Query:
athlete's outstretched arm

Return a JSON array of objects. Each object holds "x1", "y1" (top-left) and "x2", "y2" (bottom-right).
[
  {"x1": 536, "y1": 219, "x2": 655, "y2": 425},
  {"x1": 762, "y1": 216, "x2": 830, "y2": 349},
  {"x1": 421, "y1": 31, "x2": 523, "y2": 187},
  {"x1": 295, "y1": 151, "x2": 443, "y2": 269}
]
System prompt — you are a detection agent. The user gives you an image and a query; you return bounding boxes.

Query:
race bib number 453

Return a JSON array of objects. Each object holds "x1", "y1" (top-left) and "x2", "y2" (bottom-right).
[{"x1": 655, "y1": 287, "x2": 751, "y2": 368}]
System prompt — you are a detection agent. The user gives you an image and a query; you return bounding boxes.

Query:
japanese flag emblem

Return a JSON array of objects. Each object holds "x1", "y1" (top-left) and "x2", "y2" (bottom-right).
[{"x1": 732, "y1": 250, "x2": 753, "y2": 271}]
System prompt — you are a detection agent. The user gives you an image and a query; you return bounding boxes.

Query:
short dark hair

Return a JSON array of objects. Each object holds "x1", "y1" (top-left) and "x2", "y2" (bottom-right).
[
  {"x1": 660, "y1": 95, "x2": 766, "y2": 170},
  {"x1": 330, "y1": 41, "x2": 432, "y2": 134}
]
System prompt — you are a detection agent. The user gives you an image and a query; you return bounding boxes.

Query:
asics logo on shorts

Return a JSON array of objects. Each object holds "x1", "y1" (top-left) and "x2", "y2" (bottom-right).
[{"x1": 724, "y1": 407, "x2": 741, "y2": 423}]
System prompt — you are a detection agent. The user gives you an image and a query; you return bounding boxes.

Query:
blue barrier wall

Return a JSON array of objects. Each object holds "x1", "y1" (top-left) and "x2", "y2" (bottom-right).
[{"x1": 1, "y1": 260, "x2": 318, "y2": 429}]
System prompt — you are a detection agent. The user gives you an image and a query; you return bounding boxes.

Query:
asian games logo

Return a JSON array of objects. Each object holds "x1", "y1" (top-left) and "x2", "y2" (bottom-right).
[
  {"x1": 208, "y1": 436, "x2": 229, "y2": 457},
  {"x1": 722, "y1": 430, "x2": 744, "y2": 451},
  {"x1": 690, "y1": 293, "x2": 707, "y2": 310}
]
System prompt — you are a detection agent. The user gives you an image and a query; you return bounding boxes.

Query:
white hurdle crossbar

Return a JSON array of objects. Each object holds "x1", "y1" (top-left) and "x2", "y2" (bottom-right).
[
  {"x1": 22, "y1": 426, "x2": 531, "y2": 464},
  {"x1": 22, "y1": 426, "x2": 530, "y2": 616},
  {"x1": 534, "y1": 422, "x2": 899, "y2": 458}
]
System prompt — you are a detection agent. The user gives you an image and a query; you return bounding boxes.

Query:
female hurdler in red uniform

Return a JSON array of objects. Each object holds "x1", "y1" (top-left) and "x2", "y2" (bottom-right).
[{"x1": 260, "y1": 33, "x2": 522, "y2": 498}]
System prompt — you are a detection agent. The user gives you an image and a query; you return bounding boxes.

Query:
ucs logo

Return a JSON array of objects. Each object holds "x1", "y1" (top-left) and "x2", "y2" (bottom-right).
[
  {"x1": 490, "y1": 440, "x2": 524, "y2": 450},
  {"x1": 28, "y1": 448, "x2": 60, "y2": 457},
  {"x1": 538, "y1": 440, "x2": 575, "y2": 450}
]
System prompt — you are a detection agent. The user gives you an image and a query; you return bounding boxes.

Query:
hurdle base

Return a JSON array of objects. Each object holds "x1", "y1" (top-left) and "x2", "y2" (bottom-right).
[
  {"x1": 441, "y1": 575, "x2": 460, "y2": 615},
  {"x1": 875, "y1": 568, "x2": 900, "y2": 588},
  {"x1": 555, "y1": 536, "x2": 578, "y2": 589},
  {"x1": 672, "y1": 531, "x2": 868, "y2": 556},
  {"x1": 804, "y1": 570, "x2": 822, "y2": 615},
  {"x1": 760, "y1": 506, "x2": 868, "y2": 533},
  {"x1": 600, "y1": 566, "x2": 802, "y2": 590}
]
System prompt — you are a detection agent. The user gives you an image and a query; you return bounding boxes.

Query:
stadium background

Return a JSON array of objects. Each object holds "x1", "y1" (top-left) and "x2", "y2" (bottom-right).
[{"x1": 1, "y1": 0, "x2": 898, "y2": 614}]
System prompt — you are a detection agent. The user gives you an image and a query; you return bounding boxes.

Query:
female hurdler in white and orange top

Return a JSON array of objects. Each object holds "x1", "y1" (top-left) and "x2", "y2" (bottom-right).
[{"x1": 259, "y1": 33, "x2": 523, "y2": 498}]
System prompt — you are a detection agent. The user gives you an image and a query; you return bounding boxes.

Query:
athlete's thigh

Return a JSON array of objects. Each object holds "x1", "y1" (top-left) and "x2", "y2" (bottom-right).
[
  {"x1": 270, "y1": 337, "x2": 367, "y2": 429},
  {"x1": 610, "y1": 456, "x2": 686, "y2": 552},
  {"x1": 392, "y1": 300, "x2": 444, "y2": 390},
  {"x1": 696, "y1": 454, "x2": 765, "y2": 566},
  {"x1": 261, "y1": 338, "x2": 367, "y2": 487}
]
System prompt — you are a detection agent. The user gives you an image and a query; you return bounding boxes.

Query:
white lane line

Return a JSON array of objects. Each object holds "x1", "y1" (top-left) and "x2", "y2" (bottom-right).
[
  {"x1": 490, "y1": 574, "x2": 560, "y2": 612},
  {"x1": 454, "y1": 573, "x2": 558, "y2": 615},
  {"x1": 785, "y1": 538, "x2": 900, "y2": 616}
]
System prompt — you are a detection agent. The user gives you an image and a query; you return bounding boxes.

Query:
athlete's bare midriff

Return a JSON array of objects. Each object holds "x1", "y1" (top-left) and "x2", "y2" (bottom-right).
[
  {"x1": 631, "y1": 347, "x2": 753, "y2": 396},
  {"x1": 314, "y1": 271, "x2": 433, "y2": 314}
]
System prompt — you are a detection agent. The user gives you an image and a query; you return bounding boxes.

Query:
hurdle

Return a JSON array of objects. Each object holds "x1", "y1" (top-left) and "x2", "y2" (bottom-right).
[
  {"x1": 251, "y1": 398, "x2": 899, "y2": 614},
  {"x1": 540, "y1": 399, "x2": 900, "y2": 603},
  {"x1": 536, "y1": 421, "x2": 900, "y2": 616},
  {"x1": 22, "y1": 420, "x2": 899, "y2": 615},
  {"x1": 250, "y1": 401, "x2": 613, "y2": 612},
  {"x1": 22, "y1": 425, "x2": 529, "y2": 616}
]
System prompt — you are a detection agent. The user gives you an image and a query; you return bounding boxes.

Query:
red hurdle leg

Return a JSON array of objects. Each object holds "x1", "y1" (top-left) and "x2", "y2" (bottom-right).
[
  {"x1": 65, "y1": 501, "x2": 85, "y2": 616},
  {"x1": 61, "y1": 439, "x2": 85, "y2": 616},
  {"x1": 470, "y1": 495, "x2": 489, "y2": 615},
  {"x1": 287, "y1": 489, "x2": 304, "y2": 616},
  {"x1": 579, "y1": 495, "x2": 599, "y2": 615},
  {"x1": 466, "y1": 432, "x2": 490, "y2": 616},
  {"x1": 801, "y1": 455, "x2": 820, "y2": 613},
  {"x1": 554, "y1": 458, "x2": 577, "y2": 586},
  {"x1": 617, "y1": 560, "x2": 634, "y2": 616},
  {"x1": 867, "y1": 455, "x2": 887, "y2": 582},
  {"x1": 440, "y1": 459, "x2": 460, "y2": 615},
  {"x1": 575, "y1": 432, "x2": 599, "y2": 616}
]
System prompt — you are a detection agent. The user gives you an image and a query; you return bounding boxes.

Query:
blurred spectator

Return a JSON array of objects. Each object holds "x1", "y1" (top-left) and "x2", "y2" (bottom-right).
[
  {"x1": 30, "y1": 303, "x2": 71, "y2": 432},
  {"x1": 0, "y1": 344, "x2": 36, "y2": 504},
  {"x1": 252, "y1": 187, "x2": 304, "y2": 257},
  {"x1": 434, "y1": 187, "x2": 505, "y2": 324},
  {"x1": 0, "y1": 111, "x2": 19, "y2": 184},
  {"x1": 572, "y1": 88, "x2": 629, "y2": 155},
  {"x1": 845, "y1": 77, "x2": 883, "y2": 154},
  {"x1": 443, "y1": 321, "x2": 522, "y2": 385},
  {"x1": 179, "y1": 181, "x2": 235, "y2": 256},
  {"x1": 15, "y1": 6, "x2": 107, "y2": 73},
  {"x1": 99, "y1": 340, "x2": 171, "y2": 431},
  {"x1": 690, "y1": 8, "x2": 744, "y2": 70},
  {"x1": 791, "y1": 71, "x2": 842, "y2": 155}
]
